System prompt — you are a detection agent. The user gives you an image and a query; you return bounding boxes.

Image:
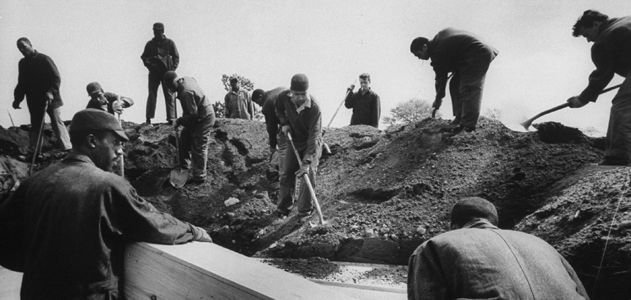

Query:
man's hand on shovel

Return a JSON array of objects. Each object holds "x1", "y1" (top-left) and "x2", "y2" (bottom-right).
[{"x1": 566, "y1": 96, "x2": 588, "y2": 108}]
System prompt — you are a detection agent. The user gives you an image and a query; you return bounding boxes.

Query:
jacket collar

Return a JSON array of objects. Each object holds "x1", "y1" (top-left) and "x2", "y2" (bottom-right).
[
  {"x1": 63, "y1": 151, "x2": 96, "y2": 166},
  {"x1": 461, "y1": 218, "x2": 498, "y2": 230}
]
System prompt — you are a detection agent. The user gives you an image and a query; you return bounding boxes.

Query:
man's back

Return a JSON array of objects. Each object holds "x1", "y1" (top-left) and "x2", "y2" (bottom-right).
[
  {"x1": 408, "y1": 220, "x2": 588, "y2": 300},
  {"x1": 3, "y1": 153, "x2": 195, "y2": 298}
]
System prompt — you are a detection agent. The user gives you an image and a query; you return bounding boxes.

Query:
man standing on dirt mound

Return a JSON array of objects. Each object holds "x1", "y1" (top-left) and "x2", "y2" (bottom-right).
[
  {"x1": 567, "y1": 10, "x2": 631, "y2": 166},
  {"x1": 344, "y1": 73, "x2": 381, "y2": 128},
  {"x1": 13, "y1": 37, "x2": 72, "y2": 152},
  {"x1": 410, "y1": 29, "x2": 498, "y2": 133},
  {"x1": 0, "y1": 109, "x2": 212, "y2": 299},
  {"x1": 407, "y1": 197, "x2": 589, "y2": 300},
  {"x1": 224, "y1": 76, "x2": 253, "y2": 119},
  {"x1": 141, "y1": 22, "x2": 179, "y2": 125},
  {"x1": 252, "y1": 87, "x2": 287, "y2": 164},
  {"x1": 164, "y1": 71, "x2": 216, "y2": 184},
  {"x1": 274, "y1": 74, "x2": 322, "y2": 218}
]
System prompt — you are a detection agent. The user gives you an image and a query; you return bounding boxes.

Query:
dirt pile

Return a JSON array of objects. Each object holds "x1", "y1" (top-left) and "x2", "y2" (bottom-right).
[{"x1": 1, "y1": 117, "x2": 628, "y2": 298}]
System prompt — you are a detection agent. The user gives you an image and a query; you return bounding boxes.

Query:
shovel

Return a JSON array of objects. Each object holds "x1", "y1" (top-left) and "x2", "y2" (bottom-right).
[
  {"x1": 322, "y1": 80, "x2": 357, "y2": 154},
  {"x1": 117, "y1": 113, "x2": 125, "y2": 178},
  {"x1": 521, "y1": 84, "x2": 622, "y2": 130},
  {"x1": 169, "y1": 106, "x2": 189, "y2": 188},
  {"x1": 29, "y1": 101, "x2": 49, "y2": 175},
  {"x1": 287, "y1": 132, "x2": 327, "y2": 225}
]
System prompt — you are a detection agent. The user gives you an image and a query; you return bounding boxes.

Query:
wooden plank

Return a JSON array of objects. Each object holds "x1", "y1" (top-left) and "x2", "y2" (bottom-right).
[
  {"x1": 124, "y1": 242, "x2": 357, "y2": 299},
  {"x1": 0, "y1": 267, "x2": 22, "y2": 300}
]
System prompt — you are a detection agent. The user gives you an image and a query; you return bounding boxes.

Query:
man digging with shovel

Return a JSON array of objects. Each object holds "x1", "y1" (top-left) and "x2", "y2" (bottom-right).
[
  {"x1": 274, "y1": 74, "x2": 323, "y2": 220},
  {"x1": 566, "y1": 10, "x2": 631, "y2": 166},
  {"x1": 163, "y1": 71, "x2": 215, "y2": 185}
]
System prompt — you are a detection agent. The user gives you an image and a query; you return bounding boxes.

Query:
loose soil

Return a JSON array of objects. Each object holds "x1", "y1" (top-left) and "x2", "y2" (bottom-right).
[{"x1": 1, "y1": 117, "x2": 629, "y2": 299}]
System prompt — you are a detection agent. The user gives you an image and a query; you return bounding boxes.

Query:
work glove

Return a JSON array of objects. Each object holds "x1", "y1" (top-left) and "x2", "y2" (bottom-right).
[
  {"x1": 347, "y1": 84, "x2": 355, "y2": 93},
  {"x1": 192, "y1": 225, "x2": 213, "y2": 243},
  {"x1": 566, "y1": 96, "x2": 588, "y2": 108},
  {"x1": 281, "y1": 125, "x2": 291, "y2": 135},
  {"x1": 12, "y1": 100, "x2": 21, "y2": 109},
  {"x1": 295, "y1": 164, "x2": 310, "y2": 178}
]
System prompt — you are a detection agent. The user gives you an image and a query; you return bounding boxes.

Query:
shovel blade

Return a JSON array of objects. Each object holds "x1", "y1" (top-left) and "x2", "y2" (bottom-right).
[{"x1": 169, "y1": 168, "x2": 189, "y2": 188}]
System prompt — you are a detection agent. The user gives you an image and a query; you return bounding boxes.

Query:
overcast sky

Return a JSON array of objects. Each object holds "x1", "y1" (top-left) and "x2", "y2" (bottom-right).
[{"x1": 0, "y1": 0, "x2": 628, "y2": 135}]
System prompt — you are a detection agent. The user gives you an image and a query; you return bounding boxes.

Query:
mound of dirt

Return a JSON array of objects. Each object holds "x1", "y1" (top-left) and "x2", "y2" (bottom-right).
[
  {"x1": 1, "y1": 117, "x2": 628, "y2": 299},
  {"x1": 516, "y1": 166, "x2": 631, "y2": 299}
]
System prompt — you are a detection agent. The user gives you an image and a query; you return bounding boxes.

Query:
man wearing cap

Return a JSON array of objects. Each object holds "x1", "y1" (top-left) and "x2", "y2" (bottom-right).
[
  {"x1": 13, "y1": 37, "x2": 71, "y2": 151},
  {"x1": 141, "y1": 22, "x2": 179, "y2": 125},
  {"x1": 407, "y1": 197, "x2": 589, "y2": 300},
  {"x1": 163, "y1": 71, "x2": 216, "y2": 184},
  {"x1": 410, "y1": 29, "x2": 498, "y2": 133},
  {"x1": 344, "y1": 73, "x2": 381, "y2": 128},
  {"x1": 224, "y1": 77, "x2": 253, "y2": 119},
  {"x1": 85, "y1": 81, "x2": 134, "y2": 115},
  {"x1": 252, "y1": 87, "x2": 286, "y2": 161},
  {"x1": 274, "y1": 74, "x2": 322, "y2": 218},
  {"x1": 0, "y1": 109, "x2": 212, "y2": 299}
]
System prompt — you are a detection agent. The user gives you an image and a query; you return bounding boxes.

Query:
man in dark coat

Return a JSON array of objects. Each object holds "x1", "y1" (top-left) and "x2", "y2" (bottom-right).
[
  {"x1": 344, "y1": 73, "x2": 381, "y2": 128},
  {"x1": 164, "y1": 71, "x2": 216, "y2": 184},
  {"x1": 141, "y1": 22, "x2": 179, "y2": 124},
  {"x1": 407, "y1": 197, "x2": 589, "y2": 300},
  {"x1": 410, "y1": 29, "x2": 498, "y2": 132},
  {"x1": 13, "y1": 37, "x2": 71, "y2": 151},
  {"x1": 567, "y1": 10, "x2": 631, "y2": 165},
  {"x1": 252, "y1": 87, "x2": 286, "y2": 156},
  {"x1": 275, "y1": 74, "x2": 322, "y2": 218},
  {"x1": 85, "y1": 81, "x2": 134, "y2": 115},
  {"x1": 0, "y1": 109, "x2": 211, "y2": 299}
]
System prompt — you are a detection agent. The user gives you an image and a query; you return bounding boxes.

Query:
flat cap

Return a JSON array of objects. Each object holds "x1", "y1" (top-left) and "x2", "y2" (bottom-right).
[
  {"x1": 70, "y1": 109, "x2": 129, "y2": 141},
  {"x1": 451, "y1": 197, "x2": 498, "y2": 226},
  {"x1": 290, "y1": 74, "x2": 309, "y2": 92},
  {"x1": 86, "y1": 82, "x2": 103, "y2": 96}
]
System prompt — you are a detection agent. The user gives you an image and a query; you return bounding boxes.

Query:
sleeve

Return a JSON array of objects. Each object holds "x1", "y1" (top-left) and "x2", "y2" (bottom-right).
[
  {"x1": 344, "y1": 91, "x2": 354, "y2": 109},
  {"x1": 275, "y1": 93, "x2": 289, "y2": 126},
  {"x1": 263, "y1": 102, "x2": 279, "y2": 148},
  {"x1": 170, "y1": 40, "x2": 180, "y2": 70},
  {"x1": 141, "y1": 41, "x2": 153, "y2": 68},
  {"x1": 579, "y1": 42, "x2": 616, "y2": 102},
  {"x1": 179, "y1": 91, "x2": 199, "y2": 126},
  {"x1": 111, "y1": 181, "x2": 196, "y2": 244},
  {"x1": 407, "y1": 241, "x2": 449, "y2": 300},
  {"x1": 559, "y1": 255, "x2": 590, "y2": 299},
  {"x1": 370, "y1": 94, "x2": 381, "y2": 127},
  {"x1": 247, "y1": 92, "x2": 254, "y2": 120},
  {"x1": 434, "y1": 70, "x2": 449, "y2": 100},
  {"x1": 303, "y1": 102, "x2": 322, "y2": 165},
  {"x1": 14, "y1": 60, "x2": 26, "y2": 104},
  {"x1": 44, "y1": 55, "x2": 61, "y2": 95},
  {"x1": 0, "y1": 184, "x2": 26, "y2": 271},
  {"x1": 224, "y1": 93, "x2": 231, "y2": 117}
]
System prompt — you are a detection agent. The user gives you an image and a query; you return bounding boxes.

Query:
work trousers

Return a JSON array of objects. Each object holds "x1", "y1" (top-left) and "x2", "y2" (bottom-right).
[
  {"x1": 28, "y1": 104, "x2": 71, "y2": 151},
  {"x1": 146, "y1": 71, "x2": 175, "y2": 121},
  {"x1": 180, "y1": 115, "x2": 215, "y2": 179},
  {"x1": 606, "y1": 71, "x2": 631, "y2": 163},
  {"x1": 448, "y1": 51, "x2": 494, "y2": 130},
  {"x1": 277, "y1": 141, "x2": 320, "y2": 214}
]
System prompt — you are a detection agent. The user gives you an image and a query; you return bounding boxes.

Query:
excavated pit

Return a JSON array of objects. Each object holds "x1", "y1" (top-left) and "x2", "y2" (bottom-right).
[{"x1": 2, "y1": 118, "x2": 630, "y2": 298}]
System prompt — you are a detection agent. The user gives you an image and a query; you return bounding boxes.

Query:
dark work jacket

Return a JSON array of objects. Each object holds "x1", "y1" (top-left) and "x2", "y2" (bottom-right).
[
  {"x1": 428, "y1": 28, "x2": 498, "y2": 99},
  {"x1": 344, "y1": 88, "x2": 381, "y2": 127},
  {"x1": 275, "y1": 90, "x2": 322, "y2": 164},
  {"x1": 175, "y1": 77, "x2": 215, "y2": 128},
  {"x1": 140, "y1": 35, "x2": 179, "y2": 74},
  {"x1": 407, "y1": 219, "x2": 589, "y2": 300},
  {"x1": 86, "y1": 92, "x2": 134, "y2": 115},
  {"x1": 580, "y1": 16, "x2": 631, "y2": 102},
  {"x1": 261, "y1": 87, "x2": 286, "y2": 148},
  {"x1": 0, "y1": 153, "x2": 197, "y2": 299},
  {"x1": 14, "y1": 51, "x2": 63, "y2": 110}
]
